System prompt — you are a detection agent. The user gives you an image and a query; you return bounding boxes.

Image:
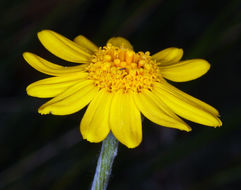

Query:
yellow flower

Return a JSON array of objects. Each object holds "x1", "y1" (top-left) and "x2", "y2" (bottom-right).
[{"x1": 23, "y1": 30, "x2": 222, "y2": 148}]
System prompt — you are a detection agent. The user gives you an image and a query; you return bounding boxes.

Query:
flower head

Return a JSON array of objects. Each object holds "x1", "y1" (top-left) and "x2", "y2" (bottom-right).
[{"x1": 24, "y1": 30, "x2": 222, "y2": 148}]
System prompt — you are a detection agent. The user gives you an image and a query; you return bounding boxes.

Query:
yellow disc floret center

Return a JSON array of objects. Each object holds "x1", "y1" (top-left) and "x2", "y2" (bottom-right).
[{"x1": 87, "y1": 43, "x2": 160, "y2": 93}]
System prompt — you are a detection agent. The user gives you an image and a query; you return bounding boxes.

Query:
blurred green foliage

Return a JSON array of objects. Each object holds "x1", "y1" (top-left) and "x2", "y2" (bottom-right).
[{"x1": 1, "y1": 0, "x2": 241, "y2": 189}]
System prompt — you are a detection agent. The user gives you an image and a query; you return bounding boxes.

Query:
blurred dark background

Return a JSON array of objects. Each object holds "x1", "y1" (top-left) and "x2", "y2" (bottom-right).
[{"x1": 1, "y1": 0, "x2": 241, "y2": 189}]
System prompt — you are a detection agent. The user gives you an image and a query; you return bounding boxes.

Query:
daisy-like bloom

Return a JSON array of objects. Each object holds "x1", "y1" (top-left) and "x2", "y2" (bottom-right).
[{"x1": 24, "y1": 30, "x2": 222, "y2": 148}]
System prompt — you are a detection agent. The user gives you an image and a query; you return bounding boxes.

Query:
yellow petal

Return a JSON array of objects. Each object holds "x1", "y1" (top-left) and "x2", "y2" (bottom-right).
[
  {"x1": 107, "y1": 37, "x2": 133, "y2": 50},
  {"x1": 38, "y1": 80, "x2": 98, "y2": 115},
  {"x1": 23, "y1": 52, "x2": 88, "y2": 76},
  {"x1": 80, "y1": 89, "x2": 112, "y2": 142},
  {"x1": 159, "y1": 59, "x2": 210, "y2": 82},
  {"x1": 154, "y1": 82, "x2": 222, "y2": 127},
  {"x1": 37, "y1": 30, "x2": 91, "y2": 63},
  {"x1": 73, "y1": 35, "x2": 98, "y2": 53},
  {"x1": 109, "y1": 92, "x2": 142, "y2": 148},
  {"x1": 152, "y1": 47, "x2": 183, "y2": 65},
  {"x1": 133, "y1": 90, "x2": 191, "y2": 132},
  {"x1": 27, "y1": 74, "x2": 87, "y2": 98},
  {"x1": 157, "y1": 80, "x2": 219, "y2": 116}
]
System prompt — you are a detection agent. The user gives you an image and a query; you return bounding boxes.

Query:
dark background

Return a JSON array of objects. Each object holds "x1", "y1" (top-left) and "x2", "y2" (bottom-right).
[{"x1": 1, "y1": 0, "x2": 241, "y2": 189}]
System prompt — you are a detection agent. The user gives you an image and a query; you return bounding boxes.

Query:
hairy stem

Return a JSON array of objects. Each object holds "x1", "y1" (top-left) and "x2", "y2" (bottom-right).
[{"x1": 91, "y1": 133, "x2": 119, "y2": 190}]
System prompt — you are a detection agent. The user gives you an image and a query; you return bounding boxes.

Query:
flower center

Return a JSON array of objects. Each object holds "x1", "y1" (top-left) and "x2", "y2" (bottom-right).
[{"x1": 87, "y1": 43, "x2": 160, "y2": 93}]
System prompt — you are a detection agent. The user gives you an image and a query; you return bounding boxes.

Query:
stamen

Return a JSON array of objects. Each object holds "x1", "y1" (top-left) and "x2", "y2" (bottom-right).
[{"x1": 87, "y1": 43, "x2": 160, "y2": 93}]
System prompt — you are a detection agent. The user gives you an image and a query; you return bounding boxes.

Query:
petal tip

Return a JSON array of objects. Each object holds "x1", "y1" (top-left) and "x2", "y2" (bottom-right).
[
  {"x1": 125, "y1": 141, "x2": 141, "y2": 149},
  {"x1": 211, "y1": 116, "x2": 222, "y2": 127},
  {"x1": 38, "y1": 110, "x2": 49, "y2": 115},
  {"x1": 22, "y1": 52, "x2": 32, "y2": 60},
  {"x1": 117, "y1": 134, "x2": 142, "y2": 149},
  {"x1": 185, "y1": 127, "x2": 192, "y2": 132},
  {"x1": 80, "y1": 131, "x2": 106, "y2": 143},
  {"x1": 38, "y1": 105, "x2": 52, "y2": 115},
  {"x1": 37, "y1": 29, "x2": 52, "y2": 36},
  {"x1": 37, "y1": 30, "x2": 52, "y2": 42},
  {"x1": 22, "y1": 52, "x2": 28, "y2": 57},
  {"x1": 107, "y1": 37, "x2": 133, "y2": 50},
  {"x1": 206, "y1": 117, "x2": 222, "y2": 128},
  {"x1": 178, "y1": 124, "x2": 192, "y2": 132},
  {"x1": 217, "y1": 118, "x2": 222, "y2": 127},
  {"x1": 175, "y1": 47, "x2": 183, "y2": 54},
  {"x1": 26, "y1": 85, "x2": 32, "y2": 96},
  {"x1": 202, "y1": 59, "x2": 211, "y2": 71},
  {"x1": 37, "y1": 30, "x2": 45, "y2": 39}
]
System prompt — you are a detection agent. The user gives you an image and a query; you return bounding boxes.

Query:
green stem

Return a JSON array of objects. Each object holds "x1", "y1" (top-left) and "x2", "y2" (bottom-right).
[{"x1": 91, "y1": 132, "x2": 119, "y2": 190}]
